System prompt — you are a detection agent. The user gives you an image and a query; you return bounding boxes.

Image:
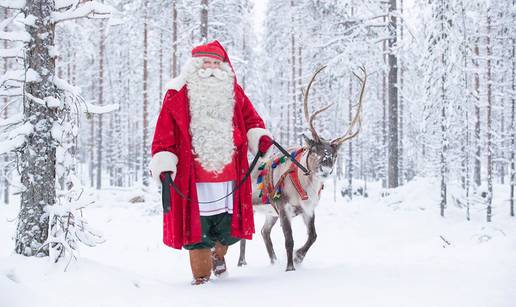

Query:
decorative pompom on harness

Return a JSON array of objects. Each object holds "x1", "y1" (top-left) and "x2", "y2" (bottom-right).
[{"x1": 256, "y1": 148, "x2": 309, "y2": 204}]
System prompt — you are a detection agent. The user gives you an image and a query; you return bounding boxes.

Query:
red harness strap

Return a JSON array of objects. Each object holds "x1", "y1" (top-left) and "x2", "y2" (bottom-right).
[{"x1": 287, "y1": 151, "x2": 309, "y2": 201}]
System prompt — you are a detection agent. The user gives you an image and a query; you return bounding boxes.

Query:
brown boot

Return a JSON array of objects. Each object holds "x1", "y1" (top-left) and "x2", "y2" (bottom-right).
[
  {"x1": 189, "y1": 248, "x2": 212, "y2": 285},
  {"x1": 211, "y1": 242, "x2": 228, "y2": 277}
]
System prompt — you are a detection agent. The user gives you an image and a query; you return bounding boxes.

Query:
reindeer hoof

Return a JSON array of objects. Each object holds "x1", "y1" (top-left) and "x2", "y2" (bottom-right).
[
  {"x1": 294, "y1": 250, "x2": 306, "y2": 264},
  {"x1": 237, "y1": 259, "x2": 247, "y2": 267},
  {"x1": 286, "y1": 265, "x2": 295, "y2": 272}
]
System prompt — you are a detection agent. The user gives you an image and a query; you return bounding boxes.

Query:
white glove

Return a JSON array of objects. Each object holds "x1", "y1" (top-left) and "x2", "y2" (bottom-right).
[{"x1": 149, "y1": 151, "x2": 178, "y2": 186}]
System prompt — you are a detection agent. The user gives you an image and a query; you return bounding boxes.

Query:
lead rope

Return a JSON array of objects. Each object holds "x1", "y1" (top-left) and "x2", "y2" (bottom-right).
[{"x1": 161, "y1": 141, "x2": 312, "y2": 208}]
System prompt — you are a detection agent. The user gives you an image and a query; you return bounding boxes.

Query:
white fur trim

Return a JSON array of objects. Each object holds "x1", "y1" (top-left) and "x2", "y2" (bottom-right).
[
  {"x1": 247, "y1": 128, "x2": 273, "y2": 156},
  {"x1": 149, "y1": 151, "x2": 178, "y2": 186}
]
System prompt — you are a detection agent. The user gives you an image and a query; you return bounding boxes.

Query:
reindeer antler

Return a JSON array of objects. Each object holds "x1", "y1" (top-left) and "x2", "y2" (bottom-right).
[
  {"x1": 303, "y1": 65, "x2": 332, "y2": 143},
  {"x1": 331, "y1": 66, "x2": 367, "y2": 146}
]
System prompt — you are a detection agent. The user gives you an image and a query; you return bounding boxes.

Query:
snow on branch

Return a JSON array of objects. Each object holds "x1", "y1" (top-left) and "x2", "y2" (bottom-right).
[
  {"x1": 52, "y1": 1, "x2": 113, "y2": 23},
  {"x1": 54, "y1": 76, "x2": 80, "y2": 96},
  {"x1": 0, "y1": 69, "x2": 41, "y2": 87},
  {"x1": 0, "y1": 30, "x2": 30, "y2": 42},
  {"x1": 0, "y1": 0, "x2": 25, "y2": 9},
  {"x1": 0, "y1": 122, "x2": 33, "y2": 155},
  {"x1": 55, "y1": 0, "x2": 79, "y2": 10},
  {"x1": 0, "y1": 87, "x2": 22, "y2": 97},
  {"x1": 0, "y1": 47, "x2": 23, "y2": 58},
  {"x1": 82, "y1": 101, "x2": 119, "y2": 114},
  {"x1": 0, "y1": 113, "x2": 23, "y2": 128}
]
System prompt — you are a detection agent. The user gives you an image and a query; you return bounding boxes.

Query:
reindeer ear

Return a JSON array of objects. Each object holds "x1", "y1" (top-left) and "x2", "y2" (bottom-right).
[{"x1": 303, "y1": 134, "x2": 315, "y2": 147}]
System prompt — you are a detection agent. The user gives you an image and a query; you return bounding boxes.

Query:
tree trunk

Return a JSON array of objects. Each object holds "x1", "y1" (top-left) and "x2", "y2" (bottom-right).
[
  {"x1": 2, "y1": 7, "x2": 9, "y2": 204},
  {"x1": 486, "y1": 10, "x2": 493, "y2": 222},
  {"x1": 387, "y1": 0, "x2": 399, "y2": 188},
  {"x1": 347, "y1": 75, "x2": 353, "y2": 200},
  {"x1": 96, "y1": 19, "x2": 105, "y2": 190},
  {"x1": 16, "y1": 0, "x2": 58, "y2": 256},
  {"x1": 511, "y1": 0, "x2": 515, "y2": 217},
  {"x1": 474, "y1": 41, "x2": 481, "y2": 187},
  {"x1": 172, "y1": 0, "x2": 178, "y2": 78},
  {"x1": 142, "y1": 0, "x2": 149, "y2": 186},
  {"x1": 399, "y1": 0, "x2": 404, "y2": 185},
  {"x1": 200, "y1": 0, "x2": 208, "y2": 42}
]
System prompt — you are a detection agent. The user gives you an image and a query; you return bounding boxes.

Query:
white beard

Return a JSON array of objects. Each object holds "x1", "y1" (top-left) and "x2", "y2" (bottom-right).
[{"x1": 186, "y1": 59, "x2": 236, "y2": 173}]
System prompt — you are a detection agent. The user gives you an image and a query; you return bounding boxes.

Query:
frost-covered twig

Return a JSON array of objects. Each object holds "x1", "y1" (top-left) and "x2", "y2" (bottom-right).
[{"x1": 52, "y1": 1, "x2": 112, "y2": 23}]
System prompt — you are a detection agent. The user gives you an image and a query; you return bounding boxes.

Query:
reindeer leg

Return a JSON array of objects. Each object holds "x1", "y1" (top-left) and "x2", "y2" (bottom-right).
[
  {"x1": 279, "y1": 207, "x2": 295, "y2": 271},
  {"x1": 261, "y1": 215, "x2": 279, "y2": 264},
  {"x1": 295, "y1": 212, "x2": 317, "y2": 264},
  {"x1": 237, "y1": 239, "x2": 247, "y2": 266}
]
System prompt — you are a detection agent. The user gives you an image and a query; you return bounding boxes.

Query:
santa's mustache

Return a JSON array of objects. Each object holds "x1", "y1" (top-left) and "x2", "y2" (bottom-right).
[{"x1": 197, "y1": 67, "x2": 229, "y2": 80}]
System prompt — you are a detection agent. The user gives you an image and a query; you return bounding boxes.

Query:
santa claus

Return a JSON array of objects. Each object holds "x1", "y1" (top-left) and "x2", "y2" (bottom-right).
[{"x1": 149, "y1": 40, "x2": 273, "y2": 285}]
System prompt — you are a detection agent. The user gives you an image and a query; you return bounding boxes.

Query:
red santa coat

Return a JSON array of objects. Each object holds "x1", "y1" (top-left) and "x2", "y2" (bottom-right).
[{"x1": 151, "y1": 79, "x2": 267, "y2": 249}]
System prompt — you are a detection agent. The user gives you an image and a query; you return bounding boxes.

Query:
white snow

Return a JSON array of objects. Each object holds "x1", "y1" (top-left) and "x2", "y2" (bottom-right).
[
  {"x1": 82, "y1": 102, "x2": 119, "y2": 114},
  {"x1": 0, "y1": 47, "x2": 22, "y2": 58},
  {"x1": 0, "y1": 178, "x2": 514, "y2": 307},
  {"x1": 0, "y1": 122, "x2": 32, "y2": 154},
  {"x1": 0, "y1": 113, "x2": 23, "y2": 128},
  {"x1": 0, "y1": 30, "x2": 30, "y2": 42},
  {"x1": 0, "y1": 0, "x2": 25, "y2": 10}
]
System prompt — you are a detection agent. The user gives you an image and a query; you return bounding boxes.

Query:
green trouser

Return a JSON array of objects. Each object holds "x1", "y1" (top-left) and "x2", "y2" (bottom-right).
[{"x1": 183, "y1": 212, "x2": 240, "y2": 250}]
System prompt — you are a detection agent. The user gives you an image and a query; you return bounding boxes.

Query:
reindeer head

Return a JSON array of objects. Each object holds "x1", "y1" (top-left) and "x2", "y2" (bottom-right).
[{"x1": 302, "y1": 66, "x2": 366, "y2": 179}]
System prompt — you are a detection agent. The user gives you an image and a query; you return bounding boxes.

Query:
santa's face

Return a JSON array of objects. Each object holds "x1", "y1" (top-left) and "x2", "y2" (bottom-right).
[{"x1": 202, "y1": 58, "x2": 221, "y2": 69}]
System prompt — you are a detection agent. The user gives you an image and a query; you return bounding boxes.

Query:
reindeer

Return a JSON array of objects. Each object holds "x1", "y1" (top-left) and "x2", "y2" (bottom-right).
[{"x1": 238, "y1": 66, "x2": 367, "y2": 271}]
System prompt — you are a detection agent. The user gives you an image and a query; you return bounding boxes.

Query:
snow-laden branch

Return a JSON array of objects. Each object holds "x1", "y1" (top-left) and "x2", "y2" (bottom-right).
[
  {"x1": 0, "y1": 69, "x2": 41, "y2": 87},
  {"x1": 0, "y1": 113, "x2": 23, "y2": 128},
  {"x1": 0, "y1": 87, "x2": 22, "y2": 97},
  {"x1": 52, "y1": 1, "x2": 112, "y2": 23},
  {"x1": 0, "y1": 122, "x2": 33, "y2": 155},
  {"x1": 0, "y1": 0, "x2": 25, "y2": 9},
  {"x1": 0, "y1": 47, "x2": 23, "y2": 58},
  {"x1": 55, "y1": 0, "x2": 79, "y2": 10},
  {"x1": 82, "y1": 101, "x2": 119, "y2": 114},
  {"x1": 0, "y1": 30, "x2": 30, "y2": 42},
  {"x1": 54, "y1": 76, "x2": 80, "y2": 96}
]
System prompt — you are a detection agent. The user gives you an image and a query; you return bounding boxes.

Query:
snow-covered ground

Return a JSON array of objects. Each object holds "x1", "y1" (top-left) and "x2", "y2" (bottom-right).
[{"x1": 1, "y1": 177, "x2": 515, "y2": 307}]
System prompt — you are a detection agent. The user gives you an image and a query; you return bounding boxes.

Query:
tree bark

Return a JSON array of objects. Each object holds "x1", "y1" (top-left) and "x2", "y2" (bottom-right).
[
  {"x1": 486, "y1": 10, "x2": 493, "y2": 222},
  {"x1": 200, "y1": 0, "x2": 208, "y2": 42},
  {"x1": 16, "y1": 0, "x2": 58, "y2": 256},
  {"x1": 142, "y1": 0, "x2": 149, "y2": 186},
  {"x1": 387, "y1": 0, "x2": 399, "y2": 188}
]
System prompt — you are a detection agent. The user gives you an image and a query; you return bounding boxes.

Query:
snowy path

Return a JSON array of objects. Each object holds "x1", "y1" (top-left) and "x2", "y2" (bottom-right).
[{"x1": 1, "y1": 179, "x2": 515, "y2": 307}]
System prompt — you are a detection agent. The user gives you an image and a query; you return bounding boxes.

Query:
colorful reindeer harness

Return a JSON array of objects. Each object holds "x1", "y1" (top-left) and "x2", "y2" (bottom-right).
[{"x1": 256, "y1": 147, "x2": 309, "y2": 204}]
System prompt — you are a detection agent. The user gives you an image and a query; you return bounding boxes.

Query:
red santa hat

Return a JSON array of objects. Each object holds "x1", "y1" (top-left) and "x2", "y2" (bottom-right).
[{"x1": 192, "y1": 41, "x2": 226, "y2": 62}]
